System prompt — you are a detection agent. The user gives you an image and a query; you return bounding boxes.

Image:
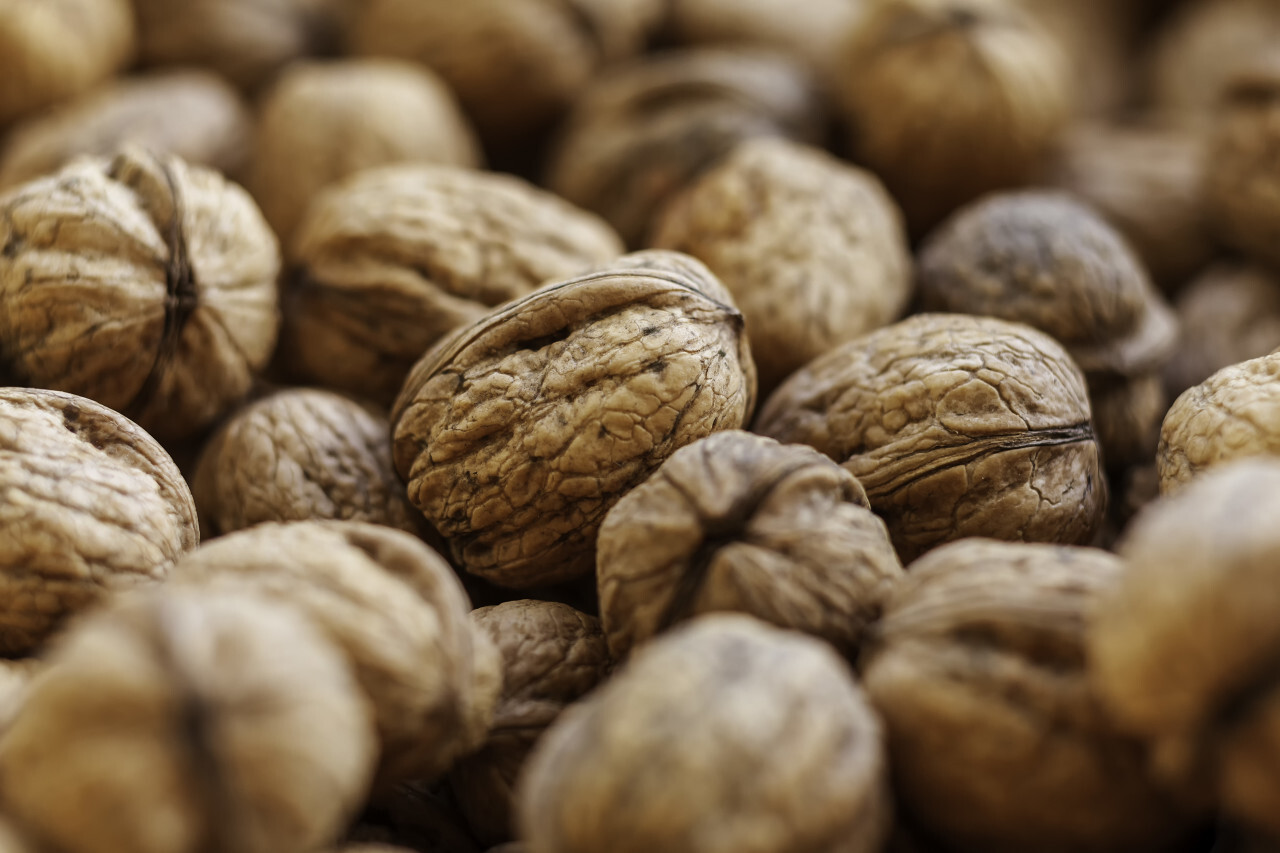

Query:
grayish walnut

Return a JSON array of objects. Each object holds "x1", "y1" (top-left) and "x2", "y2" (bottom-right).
[
  {"x1": 1205, "y1": 72, "x2": 1280, "y2": 270},
  {"x1": 392, "y1": 250, "x2": 757, "y2": 589},
  {"x1": 518, "y1": 615, "x2": 891, "y2": 853},
  {"x1": 597, "y1": 430, "x2": 903, "y2": 658}
]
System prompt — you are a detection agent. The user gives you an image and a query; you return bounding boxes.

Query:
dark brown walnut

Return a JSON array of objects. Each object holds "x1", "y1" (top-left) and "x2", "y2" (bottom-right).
[
  {"x1": 0, "y1": 388, "x2": 198, "y2": 656},
  {"x1": 283, "y1": 164, "x2": 623, "y2": 406},
  {"x1": 250, "y1": 59, "x2": 482, "y2": 248},
  {"x1": 0, "y1": 148, "x2": 281, "y2": 443},
  {"x1": 0, "y1": 588, "x2": 376, "y2": 853},
  {"x1": 651, "y1": 137, "x2": 912, "y2": 395},
  {"x1": 756, "y1": 313, "x2": 1105, "y2": 562},
  {"x1": 170, "y1": 521, "x2": 501, "y2": 790},
  {"x1": 862, "y1": 539, "x2": 1202, "y2": 853},
  {"x1": 449, "y1": 601, "x2": 611, "y2": 847},
  {"x1": 834, "y1": 0, "x2": 1072, "y2": 235},
  {"x1": 392, "y1": 250, "x2": 757, "y2": 589},
  {"x1": 597, "y1": 430, "x2": 903, "y2": 658},
  {"x1": 545, "y1": 48, "x2": 827, "y2": 247},
  {"x1": 518, "y1": 614, "x2": 891, "y2": 853},
  {"x1": 1205, "y1": 72, "x2": 1280, "y2": 270},
  {"x1": 0, "y1": 70, "x2": 251, "y2": 191},
  {"x1": 1157, "y1": 352, "x2": 1280, "y2": 495}
]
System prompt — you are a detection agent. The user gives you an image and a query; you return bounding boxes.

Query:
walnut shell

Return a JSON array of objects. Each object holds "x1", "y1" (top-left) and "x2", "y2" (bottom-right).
[
  {"x1": 0, "y1": 588, "x2": 376, "y2": 853},
  {"x1": 0, "y1": 388, "x2": 198, "y2": 656},
  {"x1": 1205, "y1": 73, "x2": 1280, "y2": 269},
  {"x1": 518, "y1": 614, "x2": 891, "y2": 853},
  {"x1": 597, "y1": 430, "x2": 903, "y2": 658},
  {"x1": 863, "y1": 539, "x2": 1200, "y2": 853},
  {"x1": 756, "y1": 313, "x2": 1106, "y2": 562},
  {"x1": 651, "y1": 137, "x2": 912, "y2": 395},
  {"x1": 170, "y1": 521, "x2": 501, "y2": 789},
  {"x1": 392, "y1": 250, "x2": 757, "y2": 588},
  {"x1": 0, "y1": 148, "x2": 280, "y2": 442},
  {"x1": 284, "y1": 164, "x2": 623, "y2": 406}
]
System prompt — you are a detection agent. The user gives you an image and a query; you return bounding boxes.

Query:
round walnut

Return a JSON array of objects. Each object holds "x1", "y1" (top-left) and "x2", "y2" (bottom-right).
[
  {"x1": 170, "y1": 521, "x2": 501, "y2": 790},
  {"x1": 756, "y1": 313, "x2": 1106, "y2": 563},
  {"x1": 597, "y1": 430, "x2": 903, "y2": 659},
  {"x1": 0, "y1": 70, "x2": 251, "y2": 191},
  {"x1": 651, "y1": 137, "x2": 912, "y2": 395},
  {"x1": 0, "y1": 388, "x2": 198, "y2": 656},
  {"x1": 0, "y1": 588, "x2": 376, "y2": 853},
  {"x1": 249, "y1": 59, "x2": 481, "y2": 247},
  {"x1": 1205, "y1": 72, "x2": 1280, "y2": 270},
  {"x1": 392, "y1": 250, "x2": 757, "y2": 589},
  {"x1": 284, "y1": 163, "x2": 622, "y2": 406},
  {"x1": 0, "y1": 148, "x2": 280, "y2": 443},
  {"x1": 834, "y1": 0, "x2": 1072, "y2": 235},
  {"x1": 862, "y1": 539, "x2": 1201, "y2": 853},
  {"x1": 519, "y1": 614, "x2": 891, "y2": 853},
  {"x1": 546, "y1": 48, "x2": 827, "y2": 247},
  {"x1": 449, "y1": 601, "x2": 611, "y2": 847}
]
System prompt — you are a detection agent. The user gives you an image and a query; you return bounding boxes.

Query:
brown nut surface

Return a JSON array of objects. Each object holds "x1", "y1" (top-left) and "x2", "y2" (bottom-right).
[
  {"x1": 0, "y1": 588, "x2": 376, "y2": 853},
  {"x1": 392, "y1": 250, "x2": 756, "y2": 589},
  {"x1": 651, "y1": 137, "x2": 912, "y2": 395},
  {"x1": 284, "y1": 164, "x2": 622, "y2": 406},
  {"x1": 663, "y1": 0, "x2": 864, "y2": 75},
  {"x1": 0, "y1": 148, "x2": 281, "y2": 442},
  {"x1": 756, "y1": 313, "x2": 1105, "y2": 562},
  {"x1": 1205, "y1": 73, "x2": 1280, "y2": 270},
  {"x1": 862, "y1": 539, "x2": 1199, "y2": 853},
  {"x1": 170, "y1": 521, "x2": 500, "y2": 789},
  {"x1": 597, "y1": 430, "x2": 903, "y2": 658},
  {"x1": 0, "y1": 388, "x2": 198, "y2": 656}
]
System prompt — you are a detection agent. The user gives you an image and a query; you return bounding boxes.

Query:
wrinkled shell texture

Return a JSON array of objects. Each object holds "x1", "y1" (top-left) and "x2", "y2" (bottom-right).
[
  {"x1": 392, "y1": 251, "x2": 756, "y2": 589},
  {"x1": 652, "y1": 137, "x2": 912, "y2": 395},
  {"x1": 756, "y1": 313, "x2": 1105, "y2": 562},
  {"x1": 170, "y1": 521, "x2": 500, "y2": 788},
  {"x1": 0, "y1": 589, "x2": 376, "y2": 853},
  {"x1": 0, "y1": 388, "x2": 198, "y2": 656},
  {"x1": 1205, "y1": 80, "x2": 1280, "y2": 269},
  {"x1": 0, "y1": 148, "x2": 281, "y2": 442},
  {"x1": 1157, "y1": 352, "x2": 1280, "y2": 494},
  {"x1": 519, "y1": 615, "x2": 890, "y2": 853},
  {"x1": 285, "y1": 164, "x2": 623, "y2": 406},
  {"x1": 863, "y1": 539, "x2": 1193, "y2": 853},
  {"x1": 598, "y1": 430, "x2": 903, "y2": 658},
  {"x1": 665, "y1": 0, "x2": 864, "y2": 74}
]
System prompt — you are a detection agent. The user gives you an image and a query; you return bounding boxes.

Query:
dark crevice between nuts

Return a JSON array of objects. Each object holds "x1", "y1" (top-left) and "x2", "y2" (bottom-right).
[{"x1": 1209, "y1": 651, "x2": 1280, "y2": 749}]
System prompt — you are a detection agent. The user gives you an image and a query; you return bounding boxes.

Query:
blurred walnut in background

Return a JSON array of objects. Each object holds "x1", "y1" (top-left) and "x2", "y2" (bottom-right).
[{"x1": 1205, "y1": 71, "x2": 1280, "y2": 271}]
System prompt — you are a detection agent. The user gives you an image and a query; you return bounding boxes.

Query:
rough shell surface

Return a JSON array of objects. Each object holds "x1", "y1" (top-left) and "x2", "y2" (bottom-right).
[{"x1": 1204, "y1": 74, "x2": 1280, "y2": 269}]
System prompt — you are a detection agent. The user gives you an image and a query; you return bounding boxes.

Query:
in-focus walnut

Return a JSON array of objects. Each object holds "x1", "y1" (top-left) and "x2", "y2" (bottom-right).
[
  {"x1": 0, "y1": 388, "x2": 198, "y2": 656},
  {"x1": 756, "y1": 313, "x2": 1106, "y2": 562},
  {"x1": 651, "y1": 137, "x2": 911, "y2": 395},
  {"x1": 0, "y1": 148, "x2": 280, "y2": 443},
  {"x1": 1205, "y1": 72, "x2": 1280, "y2": 270},
  {"x1": 170, "y1": 521, "x2": 501, "y2": 790},
  {"x1": 518, "y1": 614, "x2": 890, "y2": 853},
  {"x1": 392, "y1": 250, "x2": 757, "y2": 589},
  {"x1": 0, "y1": 587, "x2": 376, "y2": 853},
  {"x1": 833, "y1": 0, "x2": 1072, "y2": 235},
  {"x1": 249, "y1": 59, "x2": 482, "y2": 247},
  {"x1": 862, "y1": 539, "x2": 1203, "y2": 853},
  {"x1": 545, "y1": 48, "x2": 827, "y2": 247},
  {"x1": 283, "y1": 163, "x2": 623, "y2": 406},
  {"x1": 597, "y1": 430, "x2": 903, "y2": 658},
  {"x1": 449, "y1": 601, "x2": 611, "y2": 846}
]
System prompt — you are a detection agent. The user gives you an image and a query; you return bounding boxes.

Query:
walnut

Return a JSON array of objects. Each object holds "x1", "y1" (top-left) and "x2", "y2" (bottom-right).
[
  {"x1": 0, "y1": 587, "x2": 376, "y2": 853},
  {"x1": 392, "y1": 250, "x2": 757, "y2": 589},
  {"x1": 545, "y1": 48, "x2": 827, "y2": 247},
  {"x1": 833, "y1": 0, "x2": 1072, "y2": 235},
  {"x1": 449, "y1": 601, "x2": 611, "y2": 846},
  {"x1": 0, "y1": 148, "x2": 280, "y2": 443},
  {"x1": 1205, "y1": 72, "x2": 1280, "y2": 270},
  {"x1": 597, "y1": 430, "x2": 903, "y2": 658},
  {"x1": 0, "y1": 388, "x2": 198, "y2": 656},
  {"x1": 1012, "y1": 0, "x2": 1137, "y2": 117},
  {"x1": 170, "y1": 521, "x2": 501, "y2": 790},
  {"x1": 0, "y1": 658, "x2": 40, "y2": 737},
  {"x1": 283, "y1": 163, "x2": 622, "y2": 406},
  {"x1": 862, "y1": 539, "x2": 1202, "y2": 853},
  {"x1": 756, "y1": 313, "x2": 1106, "y2": 562},
  {"x1": 518, "y1": 614, "x2": 890, "y2": 853},
  {"x1": 1157, "y1": 352, "x2": 1280, "y2": 495},
  {"x1": 249, "y1": 59, "x2": 481, "y2": 247},
  {"x1": 651, "y1": 137, "x2": 912, "y2": 395}
]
